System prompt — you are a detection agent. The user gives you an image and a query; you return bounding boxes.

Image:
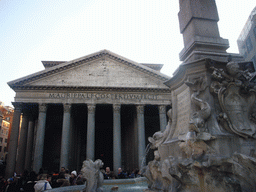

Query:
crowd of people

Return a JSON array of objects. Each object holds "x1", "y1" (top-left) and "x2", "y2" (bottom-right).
[
  {"x1": 102, "y1": 167, "x2": 141, "y2": 180},
  {"x1": 0, "y1": 166, "x2": 141, "y2": 192},
  {"x1": 0, "y1": 167, "x2": 85, "y2": 192}
]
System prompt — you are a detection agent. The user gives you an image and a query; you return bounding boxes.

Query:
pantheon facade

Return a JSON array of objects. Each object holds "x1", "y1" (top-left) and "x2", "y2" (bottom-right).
[{"x1": 6, "y1": 50, "x2": 171, "y2": 177}]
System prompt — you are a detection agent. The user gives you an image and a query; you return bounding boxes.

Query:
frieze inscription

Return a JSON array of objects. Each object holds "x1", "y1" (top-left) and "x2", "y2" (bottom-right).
[{"x1": 49, "y1": 93, "x2": 158, "y2": 100}]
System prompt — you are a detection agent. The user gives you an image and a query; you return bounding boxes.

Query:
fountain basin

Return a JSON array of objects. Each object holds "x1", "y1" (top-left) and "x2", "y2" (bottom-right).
[{"x1": 45, "y1": 177, "x2": 148, "y2": 192}]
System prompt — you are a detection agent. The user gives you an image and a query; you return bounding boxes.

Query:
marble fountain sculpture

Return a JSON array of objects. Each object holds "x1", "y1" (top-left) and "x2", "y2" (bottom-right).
[
  {"x1": 144, "y1": 59, "x2": 256, "y2": 192},
  {"x1": 80, "y1": 159, "x2": 104, "y2": 192}
]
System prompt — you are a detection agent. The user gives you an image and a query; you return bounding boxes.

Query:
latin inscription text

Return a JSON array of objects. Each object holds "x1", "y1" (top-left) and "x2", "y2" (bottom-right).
[
  {"x1": 175, "y1": 88, "x2": 190, "y2": 136},
  {"x1": 49, "y1": 93, "x2": 158, "y2": 100}
]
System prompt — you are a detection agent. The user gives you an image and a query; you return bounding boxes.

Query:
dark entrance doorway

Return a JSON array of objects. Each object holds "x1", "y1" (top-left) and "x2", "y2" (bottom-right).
[
  {"x1": 121, "y1": 105, "x2": 138, "y2": 171},
  {"x1": 43, "y1": 104, "x2": 63, "y2": 172},
  {"x1": 95, "y1": 104, "x2": 113, "y2": 170},
  {"x1": 145, "y1": 105, "x2": 160, "y2": 164},
  {"x1": 71, "y1": 104, "x2": 87, "y2": 171}
]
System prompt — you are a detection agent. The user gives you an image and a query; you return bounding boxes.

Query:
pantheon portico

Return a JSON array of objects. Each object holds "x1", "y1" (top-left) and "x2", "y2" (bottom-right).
[{"x1": 6, "y1": 50, "x2": 171, "y2": 177}]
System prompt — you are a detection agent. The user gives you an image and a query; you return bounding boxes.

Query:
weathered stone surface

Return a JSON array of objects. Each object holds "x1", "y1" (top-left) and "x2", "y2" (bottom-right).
[
  {"x1": 80, "y1": 159, "x2": 104, "y2": 192},
  {"x1": 145, "y1": 57, "x2": 256, "y2": 191},
  {"x1": 27, "y1": 59, "x2": 169, "y2": 89}
]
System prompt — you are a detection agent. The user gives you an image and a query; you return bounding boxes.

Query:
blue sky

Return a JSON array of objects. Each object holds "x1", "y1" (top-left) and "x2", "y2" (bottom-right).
[{"x1": 1, "y1": 0, "x2": 255, "y2": 106}]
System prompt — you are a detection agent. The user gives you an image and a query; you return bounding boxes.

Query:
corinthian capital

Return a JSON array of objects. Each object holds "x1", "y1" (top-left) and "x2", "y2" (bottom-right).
[
  {"x1": 158, "y1": 105, "x2": 166, "y2": 114},
  {"x1": 12, "y1": 102, "x2": 23, "y2": 112},
  {"x1": 39, "y1": 103, "x2": 47, "y2": 113},
  {"x1": 113, "y1": 104, "x2": 121, "y2": 113},
  {"x1": 136, "y1": 105, "x2": 144, "y2": 114},
  {"x1": 63, "y1": 103, "x2": 71, "y2": 113},
  {"x1": 87, "y1": 104, "x2": 96, "y2": 113}
]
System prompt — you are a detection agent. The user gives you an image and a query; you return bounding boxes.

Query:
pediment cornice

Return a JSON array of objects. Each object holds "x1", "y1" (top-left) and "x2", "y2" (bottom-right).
[{"x1": 8, "y1": 50, "x2": 170, "y2": 89}]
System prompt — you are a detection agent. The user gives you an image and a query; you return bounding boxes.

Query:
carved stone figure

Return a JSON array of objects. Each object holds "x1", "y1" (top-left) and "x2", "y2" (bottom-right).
[
  {"x1": 142, "y1": 151, "x2": 172, "y2": 191},
  {"x1": 80, "y1": 159, "x2": 104, "y2": 192},
  {"x1": 166, "y1": 153, "x2": 256, "y2": 192},
  {"x1": 148, "y1": 109, "x2": 173, "y2": 149},
  {"x1": 184, "y1": 77, "x2": 213, "y2": 141},
  {"x1": 145, "y1": 60, "x2": 256, "y2": 192},
  {"x1": 211, "y1": 61, "x2": 256, "y2": 138}
]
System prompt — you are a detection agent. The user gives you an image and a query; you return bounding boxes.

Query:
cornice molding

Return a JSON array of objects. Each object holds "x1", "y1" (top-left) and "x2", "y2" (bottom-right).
[
  {"x1": 8, "y1": 50, "x2": 171, "y2": 89},
  {"x1": 10, "y1": 85, "x2": 172, "y2": 93}
]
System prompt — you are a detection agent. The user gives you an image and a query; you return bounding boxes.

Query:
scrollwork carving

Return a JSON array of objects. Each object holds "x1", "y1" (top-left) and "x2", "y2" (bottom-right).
[{"x1": 210, "y1": 61, "x2": 256, "y2": 138}]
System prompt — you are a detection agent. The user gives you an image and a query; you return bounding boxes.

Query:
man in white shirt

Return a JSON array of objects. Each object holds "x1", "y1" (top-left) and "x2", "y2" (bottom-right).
[{"x1": 34, "y1": 174, "x2": 52, "y2": 192}]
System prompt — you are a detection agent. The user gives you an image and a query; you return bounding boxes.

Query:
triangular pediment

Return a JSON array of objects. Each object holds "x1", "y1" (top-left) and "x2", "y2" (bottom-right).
[{"x1": 8, "y1": 50, "x2": 170, "y2": 90}]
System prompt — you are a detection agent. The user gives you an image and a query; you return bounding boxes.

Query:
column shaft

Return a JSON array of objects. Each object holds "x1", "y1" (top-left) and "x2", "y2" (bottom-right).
[
  {"x1": 5, "y1": 103, "x2": 22, "y2": 178},
  {"x1": 159, "y1": 106, "x2": 167, "y2": 132},
  {"x1": 16, "y1": 113, "x2": 29, "y2": 174},
  {"x1": 113, "y1": 104, "x2": 121, "y2": 174},
  {"x1": 137, "y1": 105, "x2": 145, "y2": 170},
  {"x1": 86, "y1": 104, "x2": 96, "y2": 160},
  {"x1": 25, "y1": 119, "x2": 35, "y2": 171},
  {"x1": 60, "y1": 104, "x2": 71, "y2": 170},
  {"x1": 33, "y1": 104, "x2": 47, "y2": 173}
]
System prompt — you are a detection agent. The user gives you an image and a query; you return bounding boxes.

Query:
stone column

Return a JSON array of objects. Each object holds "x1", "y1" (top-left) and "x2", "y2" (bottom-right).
[
  {"x1": 33, "y1": 103, "x2": 47, "y2": 173},
  {"x1": 16, "y1": 112, "x2": 29, "y2": 174},
  {"x1": 5, "y1": 103, "x2": 22, "y2": 178},
  {"x1": 60, "y1": 104, "x2": 72, "y2": 170},
  {"x1": 136, "y1": 105, "x2": 145, "y2": 170},
  {"x1": 25, "y1": 117, "x2": 35, "y2": 171},
  {"x1": 158, "y1": 105, "x2": 167, "y2": 132},
  {"x1": 113, "y1": 104, "x2": 121, "y2": 174},
  {"x1": 86, "y1": 104, "x2": 96, "y2": 160}
]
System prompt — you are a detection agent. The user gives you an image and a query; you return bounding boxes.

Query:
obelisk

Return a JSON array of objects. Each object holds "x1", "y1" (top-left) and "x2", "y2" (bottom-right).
[{"x1": 178, "y1": 0, "x2": 242, "y2": 62}]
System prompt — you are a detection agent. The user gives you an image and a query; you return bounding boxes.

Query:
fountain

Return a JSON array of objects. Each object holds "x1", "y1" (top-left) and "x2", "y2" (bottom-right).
[{"x1": 144, "y1": 59, "x2": 256, "y2": 192}]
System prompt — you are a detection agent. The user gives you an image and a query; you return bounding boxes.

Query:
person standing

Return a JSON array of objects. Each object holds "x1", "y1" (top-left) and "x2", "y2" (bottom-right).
[
  {"x1": 69, "y1": 171, "x2": 77, "y2": 185},
  {"x1": 104, "y1": 167, "x2": 115, "y2": 179},
  {"x1": 56, "y1": 172, "x2": 70, "y2": 187},
  {"x1": 34, "y1": 174, "x2": 52, "y2": 192},
  {"x1": 117, "y1": 168, "x2": 127, "y2": 179}
]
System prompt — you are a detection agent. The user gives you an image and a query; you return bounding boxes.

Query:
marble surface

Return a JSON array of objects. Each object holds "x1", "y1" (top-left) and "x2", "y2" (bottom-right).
[{"x1": 45, "y1": 177, "x2": 148, "y2": 192}]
